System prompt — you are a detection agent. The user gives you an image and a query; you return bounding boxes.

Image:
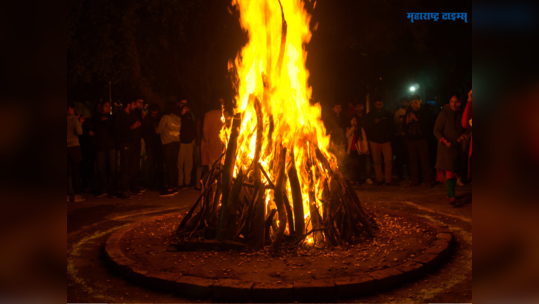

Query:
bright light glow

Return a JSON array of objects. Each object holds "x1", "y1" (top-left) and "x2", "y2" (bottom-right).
[
  {"x1": 222, "y1": 0, "x2": 334, "y2": 244},
  {"x1": 410, "y1": 86, "x2": 416, "y2": 92}
]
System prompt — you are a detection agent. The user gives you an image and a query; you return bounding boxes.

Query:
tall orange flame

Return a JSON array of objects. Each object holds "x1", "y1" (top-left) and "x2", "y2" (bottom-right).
[{"x1": 223, "y1": 0, "x2": 335, "y2": 244}]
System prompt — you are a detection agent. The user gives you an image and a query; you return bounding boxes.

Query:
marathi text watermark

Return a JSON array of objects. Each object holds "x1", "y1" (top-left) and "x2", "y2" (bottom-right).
[{"x1": 407, "y1": 12, "x2": 468, "y2": 23}]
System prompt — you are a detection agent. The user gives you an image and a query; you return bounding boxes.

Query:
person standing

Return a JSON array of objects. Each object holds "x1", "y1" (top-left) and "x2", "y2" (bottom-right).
[
  {"x1": 177, "y1": 100, "x2": 195, "y2": 189},
  {"x1": 79, "y1": 105, "x2": 96, "y2": 193},
  {"x1": 394, "y1": 98, "x2": 411, "y2": 181},
  {"x1": 67, "y1": 102, "x2": 85, "y2": 202},
  {"x1": 330, "y1": 102, "x2": 346, "y2": 137},
  {"x1": 364, "y1": 98, "x2": 396, "y2": 186},
  {"x1": 324, "y1": 102, "x2": 347, "y2": 168},
  {"x1": 142, "y1": 103, "x2": 164, "y2": 192},
  {"x1": 202, "y1": 99, "x2": 224, "y2": 169},
  {"x1": 345, "y1": 115, "x2": 366, "y2": 187},
  {"x1": 434, "y1": 94, "x2": 471, "y2": 205},
  {"x1": 354, "y1": 103, "x2": 373, "y2": 184},
  {"x1": 403, "y1": 95, "x2": 433, "y2": 188},
  {"x1": 114, "y1": 100, "x2": 142, "y2": 199},
  {"x1": 93, "y1": 101, "x2": 117, "y2": 197},
  {"x1": 156, "y1": 102, "x2": 182, "y2": 197}
]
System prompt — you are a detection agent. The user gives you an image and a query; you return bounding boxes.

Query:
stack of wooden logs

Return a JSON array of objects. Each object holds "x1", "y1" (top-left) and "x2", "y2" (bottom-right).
[
  {"x1": 175, "y1": 110, "x2": 377, "y2": 252},
  {"x1": 176, "y1": 0, "x2": 376, "y2": 251}
]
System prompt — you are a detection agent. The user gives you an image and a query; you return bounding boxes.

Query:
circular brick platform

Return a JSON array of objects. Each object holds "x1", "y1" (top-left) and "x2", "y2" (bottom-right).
[{"x1": 105, "y1": 210, "x2": 452, "y2": 302}]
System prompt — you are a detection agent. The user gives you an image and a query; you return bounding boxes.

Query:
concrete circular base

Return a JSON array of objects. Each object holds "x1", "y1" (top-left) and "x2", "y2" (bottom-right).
[{"x1": 105, "y1": 209, "x2": 452, "y2": 302}]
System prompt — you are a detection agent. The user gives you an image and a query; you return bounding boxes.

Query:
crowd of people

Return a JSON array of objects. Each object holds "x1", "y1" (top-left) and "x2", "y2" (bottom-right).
[
  {"x1": 325, "y1": 90, "x2": 472, "y2": 205},
  {"x1": 67, "y1": 96, "x2": 224, "y2": 202},
  {"x1": 68, "y1": 90, "x2": 472, "y2": 206}
]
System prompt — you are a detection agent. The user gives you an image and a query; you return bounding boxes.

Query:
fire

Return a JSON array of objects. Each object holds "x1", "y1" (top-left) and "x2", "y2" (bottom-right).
[{"x1": 223, "y1": 0, "x2": 335, "y2": 242}]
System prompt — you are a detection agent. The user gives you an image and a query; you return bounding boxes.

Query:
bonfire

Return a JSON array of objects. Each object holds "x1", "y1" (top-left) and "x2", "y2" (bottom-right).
[{"x1": 176, "y1": 0, "x2": 376, "y2": 252}]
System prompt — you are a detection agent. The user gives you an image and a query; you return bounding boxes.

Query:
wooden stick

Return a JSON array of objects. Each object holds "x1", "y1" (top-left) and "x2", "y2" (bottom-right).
[
  {"x1": 217, "y1": 113, "x2": 242, "y2": 241},
  {"x1": 283, "y1": 194, "x2": 295, "y2": 237},
  {"x1": 242, "y1": 181, "x2": 260, "y2": 240},
  {"x1": 288, "y1": 149, "x2": 305, "y2": 239},
  {"x1": 309, "y1": 191, "x2": 323, "y2": 243},
  {"x1": 258, "y1": 162, "x2": 276, "y2": 189},
  {"x1": 252, "y1": 98, "x2": 266, "y2": 250},
  {"x1": 271, "y1": 146, "x2": 287, "y2": 252},
  {"x1": 223, "y1": 169, "x2": 246, "y2": 240},
  {"x1": 253, "y1": 181, "x2": 266, "y2": 250},
  {"x1": 210, "y1": 179, "x2": 222, "y2": 222},
  {"x1": 177, "y1": 191, "x2": 204, "y2": 233},
  {"x1": 314, "y1": 147, "x2": 373, "y2": 239},
  {"x1": 294, "y1": 228, "x2": 330, "y2": 246},
  {"x1": 201, "y1": 182, "x2": 215, "y2": 220},
  {"x1": 233, "y1": 190, "x2": 252, "y2": 241},
  {"x1": 264, "y1": 208, "x2": 277, "y2": 242},
  {"x1": 344, "y1": 179, "x2": 375, "y2": 236}
]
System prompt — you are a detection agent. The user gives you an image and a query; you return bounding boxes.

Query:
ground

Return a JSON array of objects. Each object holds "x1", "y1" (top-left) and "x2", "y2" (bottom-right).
[{"x1": 67, "y1": 182, "x2": 472, "y2": 303}]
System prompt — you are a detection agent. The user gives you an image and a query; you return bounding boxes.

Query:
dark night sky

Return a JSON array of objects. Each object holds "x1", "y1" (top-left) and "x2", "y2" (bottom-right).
[
  {"x1": 305, "y1": 0, "x2": 471, "y2": 108},
  {"x1": 67, "y1": 0, "x2": 471, "y2": 114}
]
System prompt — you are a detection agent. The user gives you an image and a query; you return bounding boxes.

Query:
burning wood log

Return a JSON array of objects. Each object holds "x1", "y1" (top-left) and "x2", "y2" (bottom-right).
[
  {"x1": 217, "y1": 113, "x2": 242, "y2": 241},
  {"x1": 288, "y1": 149, "x2": 305, "y2": 239},
  {"x1": 258, "y1": 162, "x2": 275, "y2": 189},
  {"x1": 271, "y1": 146, "x2": 287, "y2": 252},
  {"x1": 283, "y1": 193, "x2": 295, "y2": 237},
  {"x1": 177, "y1": 193, "x2": 203, "y2": 232},
  {"x1": 223, "y1": 169, "x2": 246, "y2": 240},
  {"x1": 210, "y1": 179, "x2": 222, "y2": 223},
  {"x1": 175, "y1": 0, "x2": 377, "y2": 251},
  {"x1": 264, "y1": 208, "x2": 277, "y2": 242},
  {"x1": 252, "y1": 181, "x2": 267, "y2": 249},
  {"x1": 252, "y1": 98, "x2": 266, "y2": 250},
  {"x1": 309, "y1": 191, "x2": 324, "y2": 244}
]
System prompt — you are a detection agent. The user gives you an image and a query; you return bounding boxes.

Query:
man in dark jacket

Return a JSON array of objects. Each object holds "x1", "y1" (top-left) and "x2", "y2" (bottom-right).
[
  {"x1": 93, "y1": 101, "x2": 117, "y2": 197},
  {"x1": 402, "y1": 96, "x2": 433, "y2": 187},
  {"x1": 364, "y1": 98, "x2": 395, "y2": 186},
  {"x1": 178, "y1": 100, "x2": 195, "y2": 188},
  {"x1": 142, "y1": 103, "x2": 164, "y2": 191},
  {"x1": 114, "y1": 100, "x2": 142, "y2": 199}
]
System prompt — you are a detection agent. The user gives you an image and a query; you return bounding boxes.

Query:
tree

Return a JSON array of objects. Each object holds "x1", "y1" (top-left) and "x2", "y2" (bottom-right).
[{"x1": 68, "y1": 0, "x2": 244, "y2": 115}]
